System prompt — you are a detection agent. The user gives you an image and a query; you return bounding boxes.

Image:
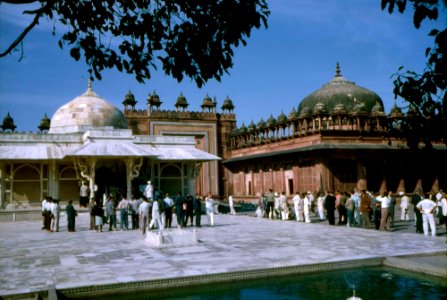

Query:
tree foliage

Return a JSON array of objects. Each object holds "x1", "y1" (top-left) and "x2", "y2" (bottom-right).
[
  {"x1": 0, "y1": 0, "x2": 270, "y2": 87},
  {"x1": 381, "y1": 0, "x2": 447, "y2": 149}
]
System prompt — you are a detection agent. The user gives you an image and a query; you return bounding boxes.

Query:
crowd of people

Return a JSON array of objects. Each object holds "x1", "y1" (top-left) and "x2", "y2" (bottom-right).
[
  {"x1": 40, "y1": 180, "x2": 218, "y2": 234},
  {"x1": 255, "y1": 188, "x2": 447, "y2": 237},
  {"x1": 41, "y1": 179, "x2": 446, "y2": 238}
]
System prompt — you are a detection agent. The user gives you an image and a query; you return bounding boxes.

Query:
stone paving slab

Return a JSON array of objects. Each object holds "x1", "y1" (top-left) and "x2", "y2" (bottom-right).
[{"x1": 0, "y1": 212, "x2": 446, "y2": 298}]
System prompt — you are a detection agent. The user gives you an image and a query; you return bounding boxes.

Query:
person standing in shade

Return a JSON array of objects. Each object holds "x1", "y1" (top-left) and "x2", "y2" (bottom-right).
[
  {"x1": 412, "y1": 189, "x2": 424, "y2": 234},
  {"x1": 229, "y1": 195, "x2": 236, "y2": 215},
  {"x1": 163, "y1": 192, "x2": 174, "y2": 228},
  {"x1": 79, "y1": 181, "x2": 89, "y2": 208},
  {"x1": 399, "y1": 192, "x2": 410, "y2": 221},
  {"x1": 145, "y1": 180, "x2": 153, "y2": 200},
  {"x1": 175, "y1": 192, "x2": 185, "y2": 229},
  {"x1": 205, "y1": 192, "x2": 215, "y2": 227},
  {"x1": 66, "y1": 200, "x2": 77, "y2": 232},
  {"x1": 416, "y1": 194, "x2": 437, "y2": 236},
  {"x1": 324, "y1": 191, "x2": 336, "y2": 225}
]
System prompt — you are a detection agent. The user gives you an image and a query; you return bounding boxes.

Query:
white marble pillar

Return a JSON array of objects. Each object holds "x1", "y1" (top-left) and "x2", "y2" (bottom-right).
[
  {"x1": 48, "y1": 160, "x2": 59, "y2": 199},
  {"x1": 124, "y1": 157, "x2": 143, "y2": 199}
]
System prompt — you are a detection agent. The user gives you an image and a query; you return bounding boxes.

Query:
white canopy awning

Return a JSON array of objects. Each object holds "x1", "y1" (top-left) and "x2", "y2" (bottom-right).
[
  {"x1": 66, "y1": 141, "x2": 159, "y2": 158},
  {"x1": 155, "y1": 146, "x2": 221, "y2": 161},
  {"x1": 0, "y1": 144, "x2": 75, "y2": 160}
]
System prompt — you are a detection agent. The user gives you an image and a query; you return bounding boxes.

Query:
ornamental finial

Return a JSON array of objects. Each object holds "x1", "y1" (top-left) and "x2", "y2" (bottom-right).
[{"x1": 335, "y1": 62, "x2": 342, "y2": 77}]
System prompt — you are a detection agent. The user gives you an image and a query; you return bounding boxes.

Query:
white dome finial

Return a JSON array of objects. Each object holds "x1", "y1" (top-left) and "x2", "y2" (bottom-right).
[{"x1": 83, "y1": 79, "x2": 98, "y2": 97}]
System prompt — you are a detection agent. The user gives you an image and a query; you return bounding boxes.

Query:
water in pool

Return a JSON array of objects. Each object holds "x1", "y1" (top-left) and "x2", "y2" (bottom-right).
[{"x1": 90, "y1": 267, "x2": 446, "y2": 300}]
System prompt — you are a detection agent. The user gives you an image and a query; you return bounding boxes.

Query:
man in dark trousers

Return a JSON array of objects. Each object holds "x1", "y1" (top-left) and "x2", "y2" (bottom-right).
[
  {"x1": 175, "y1": 192, "x2": 185, "y2": 229},
  {"x1": 66, "y1": 199, "x2": 77, "y2": 232},
  {"x1": 324, "y1": 190, "x2": 336, "y2": 225},
  {"x1": 193, "y1": 193, "x2": 202, "y2": 227},
  {"x1": 412, "y1": 188, "x2": 424, "y2": 233}
]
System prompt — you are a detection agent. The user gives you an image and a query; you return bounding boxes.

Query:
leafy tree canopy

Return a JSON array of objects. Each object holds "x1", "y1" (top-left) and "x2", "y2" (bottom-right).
[
  {"x1": 0, "y1": 0, "x2": 270, "y2": 87},
  {"x1": 381, "y1": 0, "x2": 446, "y2": 148}
]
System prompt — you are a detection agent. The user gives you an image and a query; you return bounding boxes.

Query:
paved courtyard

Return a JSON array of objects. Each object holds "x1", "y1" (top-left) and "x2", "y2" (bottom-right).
[{"x1": 0, "y1": 211, "x2": 446, "y2": 299}]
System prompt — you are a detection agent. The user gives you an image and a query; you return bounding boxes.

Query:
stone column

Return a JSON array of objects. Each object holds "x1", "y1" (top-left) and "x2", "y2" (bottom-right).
[
  {"x1": 356, "y1": 160, "x2": 367, "y2": 191},
  {"x1": 124, "y1": 157, "x2": 143, "y2": 200},
  {"x1": 250, "y1": 170, "x2": 254, "y2": 196},
  {"x1": 88, "y1": 158, "x2": 97, "y2": 199},
  {"x1": 280, "y1": 167, "x2": 285, "y2": 193},
  {"x1": 397, "y1": 178, "x2": 405, "y2": 193},
  {"x1": 292, "y1": 165, "x2": 299, "y2": 193},
  {"x1": 48, "y1": 160, "x2": 59, "y2": 200},
  {"x1": 259, "y1": 169, "x2": 264, "y2": 194}
]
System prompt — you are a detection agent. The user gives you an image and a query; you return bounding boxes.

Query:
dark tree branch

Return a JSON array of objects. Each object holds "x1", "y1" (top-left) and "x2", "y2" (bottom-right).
[{"x1": 0, "y1": 2, "x2": 53, "y2": 58}]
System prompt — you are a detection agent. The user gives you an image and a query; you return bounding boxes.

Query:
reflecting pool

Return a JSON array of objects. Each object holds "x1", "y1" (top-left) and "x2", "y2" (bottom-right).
[{"x1": 92, "y1": 267, "x2": 446, "y2": 300}]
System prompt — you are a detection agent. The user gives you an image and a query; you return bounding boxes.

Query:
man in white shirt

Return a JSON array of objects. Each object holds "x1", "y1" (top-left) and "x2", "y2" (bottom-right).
[
  {"x1": 375, "y1": 192, "x2": 391, "y2": 231},
  {"x1": 138, "y1": 198, "x2": 151, "y2": 235},
  {"x1": 416, "y1": 195, "x2": 437, "y2": 236},
  {"x1": 292, "y1": 192, "x2": 301, "y2": 222},
  {"x1": 79, "y1": 181, "x2": 89, "y2": 207},
  {"x1": 145, "y1": 180, "x2": 153, "y2": 200},
  {"x1": 228, "y1": 195, "x2": 236, "y2": 215},
  {"x1": 149, "y1": 199, "x2": 163, "y2": 231}
]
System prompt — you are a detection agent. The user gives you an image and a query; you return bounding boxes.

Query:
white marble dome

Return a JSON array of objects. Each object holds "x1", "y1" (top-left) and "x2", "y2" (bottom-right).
[{"x1": 49, "y1": 82, "x2": 128, "y2": 134}]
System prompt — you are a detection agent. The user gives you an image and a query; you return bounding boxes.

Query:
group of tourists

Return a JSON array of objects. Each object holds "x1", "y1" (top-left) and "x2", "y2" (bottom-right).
[
  {"x1": 41, "y1": 179, "x2": 446, "y2": 238},
  {"x1": 255, "y1": 187, "x2": 447, "y2": 237},
  {"x1": 41, "y1": 196, "x2": 77, "y2": 232},
  {"x1": 40, "y1": 179, "x2": 218, "y2": 234}
]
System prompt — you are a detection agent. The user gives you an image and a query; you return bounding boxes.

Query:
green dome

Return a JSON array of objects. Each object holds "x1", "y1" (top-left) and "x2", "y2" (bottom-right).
[
  {"x1": 298, "y1": 63, "x2": 384, "y2": 116},
  {"x1": 277, "y1": 111, "x2": 288, "y2": 124},
  {"x1": 257, "y1": 118, "x2": 266, "y2": 129}
]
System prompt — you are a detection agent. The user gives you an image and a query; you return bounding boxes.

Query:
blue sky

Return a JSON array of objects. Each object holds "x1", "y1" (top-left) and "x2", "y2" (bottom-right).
[{"x1": 0, "y1": 1, "x2": 445, "y2": 132}]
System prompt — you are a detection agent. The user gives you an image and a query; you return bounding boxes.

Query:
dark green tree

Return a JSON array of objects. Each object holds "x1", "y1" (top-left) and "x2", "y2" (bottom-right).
[
  {"x1": 381, "y1": 0, "x2": 447, "y2": 149},
  {"x1": 0, "y1": 0, "x2": 269, "y2": 87}
]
